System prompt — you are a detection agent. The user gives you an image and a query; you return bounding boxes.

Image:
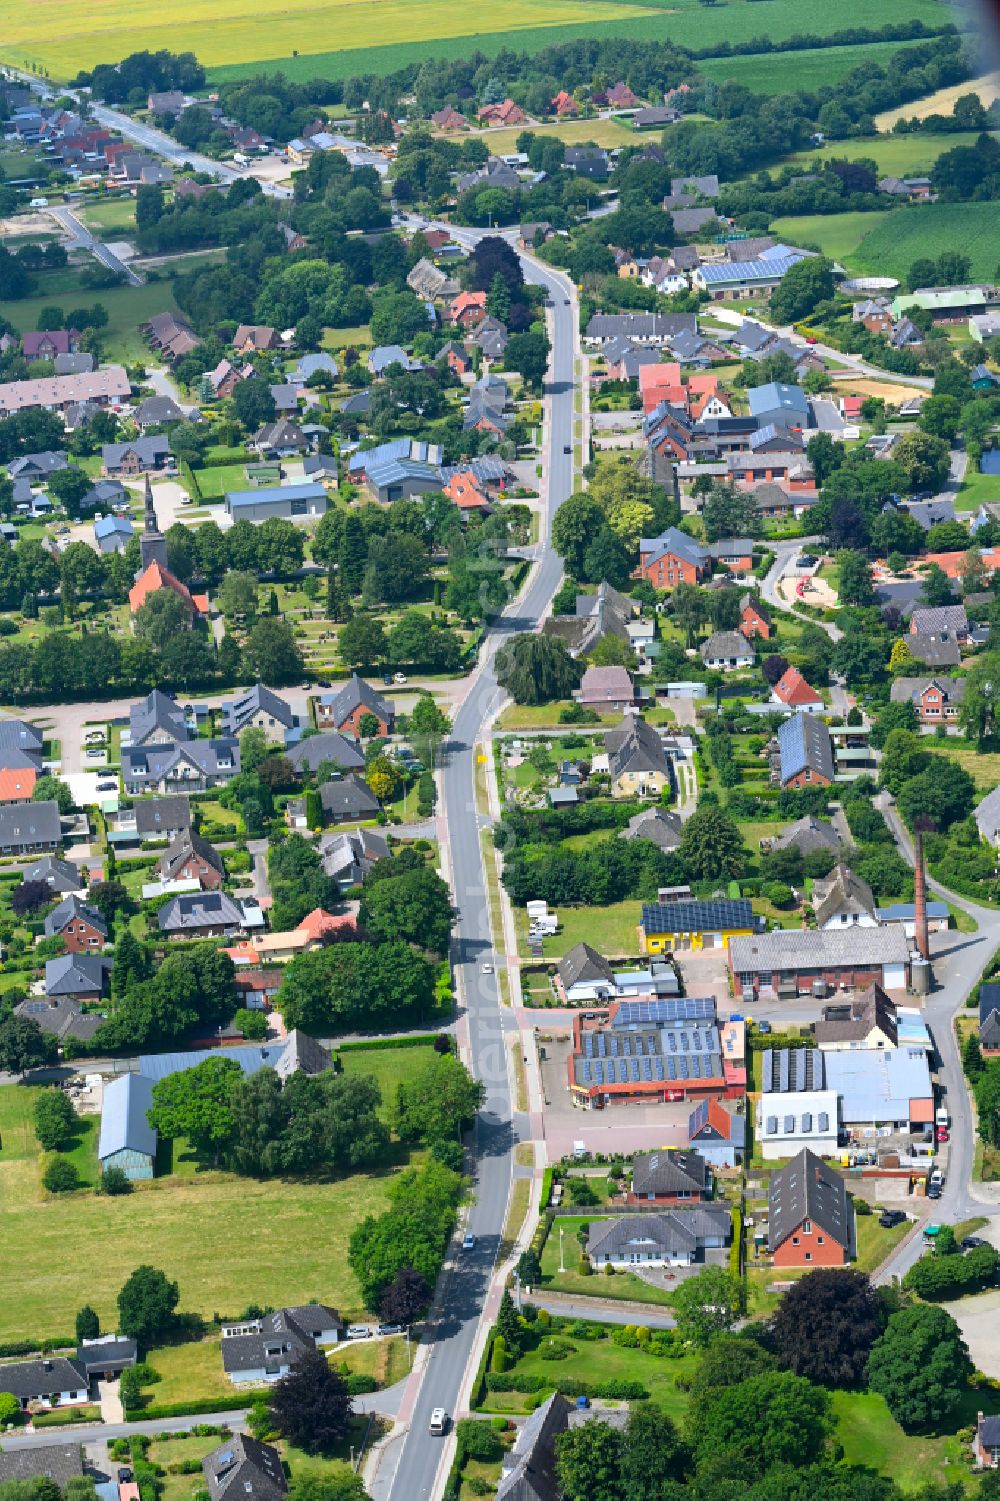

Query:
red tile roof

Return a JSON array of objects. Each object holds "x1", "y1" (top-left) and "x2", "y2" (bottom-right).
[
  {"x1": 0, "y1": 767, "x2": 36, "y2": 802},
  {"x1": 773, "y1": 666, "x2": 821, "y2": 707}
]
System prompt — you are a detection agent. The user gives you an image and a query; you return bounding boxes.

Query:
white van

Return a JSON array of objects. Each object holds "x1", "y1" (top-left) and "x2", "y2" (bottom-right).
[
  {"x1": 429, "y1": 1408, "x2": 447, "y2": 1435},
  {"x1": 935, "y1": 1106, "x2": 949, "y2": 1129}
]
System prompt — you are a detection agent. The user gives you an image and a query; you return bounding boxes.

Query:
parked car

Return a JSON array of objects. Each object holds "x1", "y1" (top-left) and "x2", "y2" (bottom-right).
[
  {"x1": 117, "y1": 1471, "x2": 133, "y2": 1484},
  {"x1": 346, "y1": 1324, "x2": 374, "y2": 1339},
  {"x1": 927, "y1": 1183, "x2": 942, "y2": 1199},
  {"x1": 462, "y1": 1232, "x2": 476, "y2": 1251},
  {"x1": 377, "y1": 1322, "x2": 403, "y2": 1336},
  {"x1": 962, "y1": 1236, "x2": 987, "y2": 1250},
  {"x1": 936, "y1": 1126, "x2": 949, "y2": 1142},
  {"x1": 879, "y1": 1210, "x2": 906, "y2": 1228}
]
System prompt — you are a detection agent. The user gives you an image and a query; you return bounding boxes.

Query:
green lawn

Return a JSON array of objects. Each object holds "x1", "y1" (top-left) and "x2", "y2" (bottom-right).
[
  {"x1": 769, "y1": 211, "x2": 891, "y2": 264},
  {"x1": 933, "y1": 738, "x2": 1000, "y2": 794},
  {"x1": 512, "y1": 901, "x2": 643, "y2": 959},
  {"x1": 831, "y1": 1388, "x2": 996, "y2": 1493},
  {"x1": 149, "y1": 1431, "x2": 359, "y2": 1501},
  {"x1": 853, "y1": 202, "x2": 1000, "y2": 283},
  {"x1": 538, "y1": 1215, "x2": 676, "y2": 1305},
  {"x1": 194, "y1": 463, "x2": 253, "y2": 499},
  {"x1": 699, "y1": 41, "x2": 915, "y2": 94},
  {"x1": 481, "y1": 1330, "x2": 698, "y2": 1419},
  {"x1": 464, "y1": 116, "x2": 641, "y2": 155},
  {"x1": 955, "y1": 465, "x2": 1000, "y2": 513},
  {"x1": 80, "y1": 196, "x2": 138, "y2": 234},
  {"x1": 337, "y1": 1040, "x2": 438, "y2": 1125},
  {"x1": 787, "y1": 130, "x2": 989, "y2": 178},
  {"x1": 1, "y1": 275, "x2": 185, "y2": 364},
  {"x1": 0, "y1": 1080, "x2": 400, "y2": 1338}
]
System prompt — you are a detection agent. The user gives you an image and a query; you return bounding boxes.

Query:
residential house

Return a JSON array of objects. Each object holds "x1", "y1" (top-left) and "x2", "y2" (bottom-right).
[
  {"x1": 0, "y1": 1445, "x2": 84, "y2": 1487},
  {"x1": 465, "y1": 373, "x2": 510, "y2": 435},
  {"x1": 24, "y1": 855, "x2": 83, "y2": 897},
  {"x1": 636, "y1": 526, "x2": 711, "y2": 588},
  {"x1": 316, "y1": 674, "x2": 394, "y2": 737},
  {"x1": 23, "y1": 330, "x2": 80, "y2": 362},
  {"x1": 768, "y1": 1149, "x2": 854, "y2": 1265},
  {"x1": 449, "y1": 291, "x2": 488, "y2": 329},
  {"x1": 519, "y1": 221, "x2": 555, "y2": 249},
  {"x1": 431, "y1": 106, "x2": 466, "y2": 131},
  {"x1": 0, "y1": 368, "x2": 132, "y2": 419},
  {"x1": 576, "y1": 665, "x2": 634, "y2": 715},
  {"x1": 606, "y1": 81, "x2": 639, "y2": 108},
  {"x1": 252, "y1": 419, "x2": 309, "y2": 458},
  {"x1": 155, "y1": 831, "x2": 225, "y2": 890},
  {"x1": 628, "y1": 1149, "x2": 710, "y2": 1204},
  {"x1": 910, "y1": 604, "x2": 968, "y2": 640},
  {"x1": 8, "y1": 450, "x2": 69, "y2": 482},
  {"x1": 0, "y1": 768, "x2": 36, "y2": 803},
  {"x1": 771, "y1": 815, "x2": 842, "y2": 859},
  {"x1": 220, "y1": 683, "x2": 297, "y2": 740},
  {"x1": 587, "y1": 1208, "x2": 731, "y2": 1268},
  {"x1": 157, "y1": 890, "x2": 255, "y2": 939},
  {"x1": 0, "y1": 798, "x2": 60, "y2": 858},
  {"x1": 94, "y1": 514, "x2": 134, "y2": 554},
  {"x1": 98, "y1": 1072, "x2": 156, "y2": 1180},
  {"x1": 121, "y1": 739, "x2": 239, "y2": 796},
  {"x1": 812, "y1": 865, "x2": 877, "y2": 929},
  {"x1": 671, "y1": 207, "x2": 719, "y2": 235},
  {"x1": 44, "y1": 894, "x2": 107, "y2": 953},
  {"x1": 0, "y1": 1358, "x2": 90, "y2": 1411},
  {"x1": 134, "y1": 395, "x2": 184, "y2": 429},
  {"x1": 601, "y1": 339, "x2": 661, "y2": 382},
  {"x1": 543, "y1": 580, "x2": 633, "y2": 657},
  {"x1": 148, "y1": 90, "x2": 186, "y2": 114},
  {"x1": 890, "y1": 676, "x2": 966, "y2": 726},
  {"x1": 975, "y1": 1415, "x2": 1000, "y2": 1469},
  {"x1": 701, "y1": 630, "x2": 755, "y2": 671},
  {"x1": 407, "y1": 258, "x2": 455, "y2": 301},
  {"x1": 775, "y1": 712, "x2": 834, "y2": 789},
  {"x1": 604, "y1": 716, "x2": 673, "y2": 799},
  {"x1": 319, "y1": 773, "x2": 380, "y2": 822},
  {"x1": 584, "y1": 313, "x2": 697, "y2": 349},
  {"x1": 640, "y1": 897, "x2": 755, "y2": 955},
  {"x1": 224, "y1": 483, "x2": 327, "y2": 524},
  {"x1": 618, "y1": 806, "x2": 683, "y2": 851},
  {"x1": 321, "y1": 827, "x2": 390, "y2": 887},
  {"x1": 814, "y1": 984, "x2": 899, "y2": 1051},
  {"x1": 440, "y1": 339, "x2": 472, "y2": 376},
  {"x1": 772, "y1": 665, "x2": 824, "y2": 712},
  {"x1": 569, "y1": 997, "x2": 726, "y2": 1107},
  {"x1": 564, "y1": 146, "x2": 608, "y2": 179},
  {"x1": 206, "y1": 360, "x2": 245, "y2": 399},
  {"x1": 633, "y1": 106, "x2": 680, "y2": 129},
  {"x1": 15, "y1": 993, "x2": 105, "y2": 1046},
  {"x1": 130, "y1": 688, "x2": 189, "y2": 747},
  {"x1": 286, "y1": 732, "x2": 364, "y2": 775},
  {"x1": 730, "y1": 926, "x2": 911, "y2": 998},
  {"x1": 552, "y1": 90, "x2": 580, "y2": 116},
  {"x1": 102, "y1": 436, "x2": 171, "y2": 477},
  {"x1": 748, "y1": 380, "x2": 811, "y2": 431},
  {"x1": 455, "y1": 157, "x2": 520, "y2": 195},
  {"x1": 74, "y1": 1337, "x2": 138, "y2": 1381},
  {"x1": 979, "y1": 983, "x2": 1000, "y2": 1056},
  {"x1": 143, "y1": 312, "x2": 199, "y2": 364},
  {"x1": 442, "y1": 468, "x2": 491, "y2": 516},
  {"x1": 478, "y1": 98, "x2": 527, "y2": 126},
  {"x1": 43, "y1": 954, "x2": 112, "y2": 1004},
  {"x1": 219, "y1": 1312, "x2": 342, "y2": 1385},
  {"x1": 687, "y1": 1098, "x2": 746, "y2": 1167},
  {"x1": 739, "y1": 593, "x2": 772, "y2": 640},
  {"x1": 232, "y1": 325, "x2": 279, "y2": 355},
  {"x1": 302, "y1": 454, "x2": 338, "y2": 484}
]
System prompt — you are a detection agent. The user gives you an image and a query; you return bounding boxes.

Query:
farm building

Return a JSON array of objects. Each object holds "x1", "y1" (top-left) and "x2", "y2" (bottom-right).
[
  {"x1": 98, "y1": 1073, "x2": 157, "y2": 1180},
  {"x1": 729, "y1": 927, "x2": 911, "y2": 997}
]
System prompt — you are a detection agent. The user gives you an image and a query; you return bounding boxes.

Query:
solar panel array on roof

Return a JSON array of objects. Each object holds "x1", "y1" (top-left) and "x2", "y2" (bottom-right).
[
  {"x1": 762, "y1": 1047, "x2": 824, "y2": 1092},
  {"x1": 613, "y1": 996, "x2": 715, "y2": 1028}
]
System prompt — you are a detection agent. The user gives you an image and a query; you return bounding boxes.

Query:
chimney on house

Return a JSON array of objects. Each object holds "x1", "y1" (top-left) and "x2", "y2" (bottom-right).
[{"x1": 913, "y1": 829, "x2": 930, "y2": 961}]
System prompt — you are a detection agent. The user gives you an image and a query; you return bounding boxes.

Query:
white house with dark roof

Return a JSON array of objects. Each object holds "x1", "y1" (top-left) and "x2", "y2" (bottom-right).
[
  {"x1": 220, "y1": 683, "x2": 298, "y2": 740},
  {"x1": 587, "y1": 1207, "x2": 731, "y2": 1267},
  {"x1": 220, "y1": 1306, "x2": 343, "y2": 1383}
]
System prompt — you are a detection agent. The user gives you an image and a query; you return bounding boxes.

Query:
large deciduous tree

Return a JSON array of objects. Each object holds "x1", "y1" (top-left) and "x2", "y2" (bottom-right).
[
  {"x1": 495, "y1": 633, "x2": 582, "y2": 705},
  {"x1": 867, "y1": 1304, "x2": 972, "y2": 1430},
  {"x1": 268, "y1": 1349, "x2": 353, "y2": 1455},
  {"x1": 678, "y1": 806, "x2": 745, "y2": 881},
  {"x1": 768, "y1": 1268, "x2": 883, "y2": 1387},
  {"x1": 117, "y1": 1265, "x2": 180, "y2": 1347}
]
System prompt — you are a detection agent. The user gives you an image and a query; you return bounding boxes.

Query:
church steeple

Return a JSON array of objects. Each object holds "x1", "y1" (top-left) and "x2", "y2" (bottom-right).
[{"x1": 139, "y1": 474, "x2": 168, "y2": 572}]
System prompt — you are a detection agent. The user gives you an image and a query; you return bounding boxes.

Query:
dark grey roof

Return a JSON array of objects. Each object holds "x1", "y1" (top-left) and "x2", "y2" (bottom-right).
[
  {"x1": 135, "y1": 395, "x2": 184, "y2": 425},
  {"x1": 44, "y1": 953, "x2": 113, "y2": 997},
  {"x1": 619, "y1": 807, "x2": 682, "y2": 850},
  {"x1": 203, "y1": 1436, "x2": 287, "y2": 1501},
  {"x1": 768, "y1": 1148, "x2": 853, "y2": 1253},
  {"x1": 0, "y1": 1443, "x2": 83, "y2": 1486},
  {"x1": 75, "y1": 1337, "x2": 137, "y2": 1374},
  {"x1": 671, "y1": 173, "x2": 719, "y2": 198},
  {"x1": 632, "y1": 1148, "x2": 708, "y2": 1196},
  {"x1": 0, "y1": 1357, "x2": 87, "y2": 1401},
  {"x1": 321, "y1": 674, "x2": 393, "y2": 729},
  {"x1": 45, "y1": 893, "x2": 107, "y2": 939},
  {"x1": 496, "y1": 1392, "x2": 570, "y2": 1501},
  {"x1": 701, "y1": 630, "x2": 754, "y2": 663},
  {"x1": 640, "y1": 525, "x2": 708, "y2": 570},
  {"x1": 814, "y1": 984, "x2": 898, "y2": 1048},
  {"x1": 979, "y1": 1414, "x2": 1000, "y2": 1448},
  {"x1": 221, "y1": 682, "x2": 296, "y2": 736},
  {"x1": 812, "y1": 864, "x2": 876, "y2": 928},
  {"x1": 286, "y1": 732, "x2": 365, "y2": 773},
  {"x1": 24, "y1": 855, "x2": 82, "y2": 893},
  {"x1": 605, "y1": 716, "x2": 671, "y2": 783},
  {"x1": 156, "y1": 830, "x2": 225, "y2": 882},
  {"x1": 123, "y1": 738, "x2": 239, "y2": 787},
  {"x1": 588, "y1": 1207, "x2": 730, "y2": 1259},
  {"x1": 0, "y1": 799, "x2": 61, "y2": 848},
  {"x1": 890, "y1": 676, "x2": 966, "y2": 707},
  {"x1": 319, "y1": 773, "x2": 380, "y2": 819},
  {"x1": 130, "y1": 688, "x2": 189, "y2": 746},
  {"x1": 15, "y1": 995, "x2": 105, "y2": 1042},
  {"x1": 731, "y1": 926, "x2": 909, "y2": 976},
  {"x1": 134, "y1": 795, "x2": 192, "y2": 835},
  {"x1": 102, "y1": 435, "x2": 171, "y2": 468},
  {"x1": 760, "y1": 1048, "x2": 825, "y2": 1092},
  {"x1": 157, "y1": 890, "x2": 246, "y2": 933},
  {"x1": 0, "y1": 716, "x2": 44, "y2": 754},
  {"x1": 979, "y1": 983, "x2": 1000, "y2": 1027},
  {"x1": 559, "y1": 942, "x2": 615, "y2": 992},
  {"x1": 907, "y1": 633, "x2": 961, "y2": 667},
  {"x1": 544, "y1": 580, "x2": 632, "y2": 657}
]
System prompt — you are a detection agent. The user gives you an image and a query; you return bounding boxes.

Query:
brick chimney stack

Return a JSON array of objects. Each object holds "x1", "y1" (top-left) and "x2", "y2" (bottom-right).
[{"x1": 913, "y1": 829, "x2": 930, "y2": 961}]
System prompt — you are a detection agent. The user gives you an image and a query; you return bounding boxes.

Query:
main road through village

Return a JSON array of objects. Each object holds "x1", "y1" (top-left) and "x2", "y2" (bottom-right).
[{"x1": 379, "y1": 238, "x2": 577, "y2": 1501}]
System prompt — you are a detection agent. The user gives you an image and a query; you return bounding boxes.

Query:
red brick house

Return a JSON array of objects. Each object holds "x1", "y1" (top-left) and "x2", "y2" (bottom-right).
[
  {"x1": 449, "y1": 291, "x2": 488, "y2": 329},
  {"x1": 606, "y1": 82, "x2": 638, "y2": 109},
  {"x1": 890, "y1": 676, "x2": 966, "y2": 726},
  {"x1": 315, "y1": 674, "x2": 395, "y2": 738},
  {"x1": 627, "y1": 1149, "x2": 710, "y2": 1205},
  {"x1": 155, "y1": 830, "x2": 224, "y2": 890},
  {"x1": 552, "y1": 91, "x2": 581, "y2": 117},
  {"x1": 636, "y1": 527, "x2": 711, "y2": 589},
  {"x1": 772, "y1": 666, "x2": 824, "y2": 712},
  {"x1": 431, "y1": 106, "x2": 467, "y2": 131},
  {"x1": 739, "y1": 594, "x2": 772, "y2": 640},
  {"x1": 440, "y1": 340, "x2": 472, "y2": 376},
  {"x1": 479, "y1": 99, "x2": 526, "y2": 126},
  {"x1": 768, "y1": 1149, "x2": 854, "y2": 1268},
  {"x1": 45, "y1": 894, "x2": 108, "y2": 953}
]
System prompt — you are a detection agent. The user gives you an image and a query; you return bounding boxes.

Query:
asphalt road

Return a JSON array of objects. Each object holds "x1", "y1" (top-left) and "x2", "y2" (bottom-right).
[
  {"x1": 382, "y1": 235, "x2": 575, "y2": 1501},
  {"x1": 50, "y1": 203, "x2": 141, "y2": 286}
]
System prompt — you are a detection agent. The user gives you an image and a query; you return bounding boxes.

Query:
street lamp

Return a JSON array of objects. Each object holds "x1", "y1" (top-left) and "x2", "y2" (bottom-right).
[
  {"x1": 514, "y1": 1271, "x2": 521, "y2": 1310},
  {"x1": 559, "y1": 1227, "x2": 565, "y2": 1273}
]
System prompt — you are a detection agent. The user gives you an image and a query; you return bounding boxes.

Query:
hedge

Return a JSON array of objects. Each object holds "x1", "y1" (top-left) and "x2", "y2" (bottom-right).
[
  {"x1": 336, "y1": 1035, "x2": 440, "y2": 1053},
  {"x1": 0, "y1": 1338, "x2": 75, "y2": 1357},
  {"x1": 746, "y1": 1029, "x2": 813, "y2": 1054},
  {"x1": 483, "y1": 1373, "x2": 649, "y2": 1400},
  {"x1": 138, "y1": 1397, "x2": 249, "y2": 1420}
]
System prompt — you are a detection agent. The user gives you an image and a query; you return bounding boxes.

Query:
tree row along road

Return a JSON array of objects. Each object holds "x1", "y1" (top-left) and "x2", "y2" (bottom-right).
[{"x1": 382, "y1": 229, "x2": 577, "y2": 1501}]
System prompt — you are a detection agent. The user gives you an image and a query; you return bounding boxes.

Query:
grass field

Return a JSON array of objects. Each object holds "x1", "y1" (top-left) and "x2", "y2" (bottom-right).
[
  {"x1": 875, "y1": 68, "x2": 1000, "y2": 128},
  {"x1": 1, "y1": 275, "x2": 183, "y2": 364},
  {"x1": 338, "y1": 1040, "x2": 438, "y2": 1124},
  {"x1": 852, "y1": 202, "x2": 1000, "y2": 282},
  {"x1": 462, "y1": 116, "x2": 644, "y2": 155},
  {"x1": 699, "y1": 41, "x2": 914, "y2": 95},
  {"x1": 787, "y1": 130, "x2": 989, "y2": 178},
  {"x1": 0, "y1": 1080, "x2": 400, "y2": 1338},
  {"x1": 539, "y1": 1216, "x2": 677, "y2": 1305},
  {"x1": 80, "y1": 197, "x2": 138, "y2": 234},
  {"x1": 512, "y1": 900, "x2": 643, "y2": 959},
  {"x1": 481, "y1": 1333, "x2": 698, "y2": 1418},
  {"x1": 193, "y1": 0, "x2": 951, "y2": 83},
  {"x1": 955, "y1": 466, "x2": 1000, "y2": 512},
  {"x1": 769, "y1": 210, "x2": 891, "y2": 262}
]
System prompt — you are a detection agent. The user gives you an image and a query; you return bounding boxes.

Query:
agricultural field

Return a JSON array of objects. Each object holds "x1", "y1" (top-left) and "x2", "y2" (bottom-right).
[
  {"x1": 768, "y1": 210, "x2": 891, "y2": 264},
  {"x1": 698, "y1": 41, "x2": 912, "y2": 95},
  {"x1": 0, "y1": 0, "x2": 932, "y2": 83},
  {"x1": 1, "y1": 273, "x2": 186, "y2": 364},
  {"x1": 787, "y1": 130, "x2": 989, "y2": 177},
  {"x1": 459, "y1": 116, "x2": 645, "y2": 155},
  {"x1": 875, "y1": 68, "x2": 1000, "y2": 128},
  {"x1": 852, "y1": 201, "x2": 1000, "y2": 282}
]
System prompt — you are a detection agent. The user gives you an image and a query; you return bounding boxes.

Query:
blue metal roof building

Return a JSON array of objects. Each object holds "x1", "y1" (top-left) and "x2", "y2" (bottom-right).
[
  {"x1": 224, "y1": 483, "x2": 327, "y2": 524},
  {"x1": 98, "y1": 1073, "x2": 157, "y2": 1179},
  {"x1": 777, "y1": 711, "x2": 835, "y2": 786},
  {"x1": 748, "y1": 382, "x2": 810, "y2": 420}
]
